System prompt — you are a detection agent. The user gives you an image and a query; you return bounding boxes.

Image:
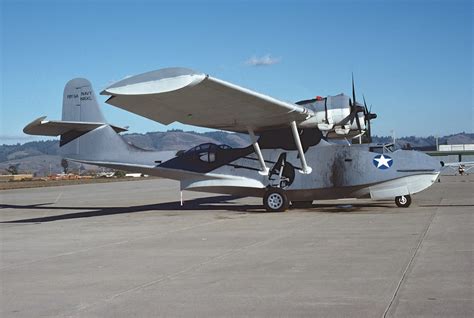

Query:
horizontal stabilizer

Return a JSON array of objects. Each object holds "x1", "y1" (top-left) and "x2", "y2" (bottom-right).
[
  {"x1": 23, "y1": 116, "x2": 128, "y2": 146},
  {"x1": 23, "y1": 116, "x2": 127, "y2": 136}
]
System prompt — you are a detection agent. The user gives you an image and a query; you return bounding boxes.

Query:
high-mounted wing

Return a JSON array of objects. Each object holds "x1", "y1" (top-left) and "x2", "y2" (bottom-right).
[{"x1": 101, "y1": 67, "x2": 312, "y2": 133}]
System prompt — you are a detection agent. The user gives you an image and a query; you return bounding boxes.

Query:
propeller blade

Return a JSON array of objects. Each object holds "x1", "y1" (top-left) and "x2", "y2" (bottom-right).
[
  {"x1": 324, "y1": 98, "x2": 329, "y2": 123},
  {"x1": 352, "y1": 73, "x2": 356, "y2": 109},
  {"x1": 339, "y1": 110, "x2": 353, "y2": 126},
  {"x1": 339, "y1": 77, "x2": 370, "y2": 135},
  {"x1": 355, "y1": 112, "x2": 362, "y2": 132},
  {"x1": 363, "y1": 95, "x2": 368, "y2": 114},
  {"x1": 368, "y1": 116, "x2": 371, "y2": 134},
  {"x1": 360, "y1": 94, "x2": 375, "y2": 143},
  {"x1": 367, "y1": 118, "x2": 372, "y2": 143},
  {"x1": 349, "y1": 99, "x2": 355, "y2": 124},
  {"x1": 340, "y1": 98, "x2": 351, "y2": 125},
  {"x1": 351, "y1": 74, "x2": 363, "y2": 134}
]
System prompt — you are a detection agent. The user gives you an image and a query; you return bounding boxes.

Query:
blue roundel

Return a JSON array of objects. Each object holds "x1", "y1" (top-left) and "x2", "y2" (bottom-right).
[{"x1": 373, "y1": 154, "x2": 393, "y2": 170}]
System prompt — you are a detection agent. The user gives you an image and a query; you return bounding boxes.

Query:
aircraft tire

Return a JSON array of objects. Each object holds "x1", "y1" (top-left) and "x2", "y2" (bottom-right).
[
  {"x1": 291, "y1": 200, "x2": 313, "y2": 209},
  {"x1": 263, "y1": 188, "x2": 289, "y2": 212},
  {"x1": 395, "y1": 195, "x2": 411, "y2": 208}
]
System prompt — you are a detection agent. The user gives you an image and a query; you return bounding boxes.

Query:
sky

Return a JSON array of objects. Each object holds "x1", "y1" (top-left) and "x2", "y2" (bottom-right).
[{"x1": 1, "y1": 0, "x2": 472, "y2": 144}]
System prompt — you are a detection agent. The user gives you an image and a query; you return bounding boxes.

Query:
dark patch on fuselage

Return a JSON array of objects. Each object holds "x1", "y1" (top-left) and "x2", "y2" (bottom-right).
[{"x1": 329, "y1": 147, "x2": 349, "y2": 187}]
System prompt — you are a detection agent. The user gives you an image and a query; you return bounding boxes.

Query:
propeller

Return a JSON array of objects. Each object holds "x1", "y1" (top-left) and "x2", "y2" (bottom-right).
[
  {"x1": 337, "y1": 74, "x2": 378, "y2": 143},
  {"x1": 339, "y1": 74, "x2": 364, "y2": 133},
  {"x1": 362, "y1": 94, "x2": 377, "y2": 143}
]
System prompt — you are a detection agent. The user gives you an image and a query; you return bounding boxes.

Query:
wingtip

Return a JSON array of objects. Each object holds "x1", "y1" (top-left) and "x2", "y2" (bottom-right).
[
  {"x1": 103, "y1": 67, "x2": 206, "y2": 96},
  {"x1": 23, "y1": 116, "x2": 47, "y2": 134}
]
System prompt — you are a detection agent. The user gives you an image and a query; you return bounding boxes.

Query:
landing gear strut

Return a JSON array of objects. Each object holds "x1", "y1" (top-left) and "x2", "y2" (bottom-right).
[
  {"x1": 395, "y1": 195, "x2": 411, "y2": 208},
  {"x1": 263, "y1": 188, "x2": 289, "y2": 212}
]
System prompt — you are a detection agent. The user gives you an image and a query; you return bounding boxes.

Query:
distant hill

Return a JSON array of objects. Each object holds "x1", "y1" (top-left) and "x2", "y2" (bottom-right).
[
  {"x1": 1, "y1": 131, "x2": 472, "y2": 176},
  {"x1": 124, "y1": 130, "x2": 249, "y2": 151},
  {"x1": 0, "y1": 140, "x2": 59, "y2": 162}
]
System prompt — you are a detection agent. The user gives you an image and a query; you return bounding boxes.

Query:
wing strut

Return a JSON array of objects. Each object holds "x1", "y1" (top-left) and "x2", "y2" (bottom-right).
[
  {"x1": 290, "y1": 121, "x2": 312, "y2": 174},
  {"x1": 248, "y1": 128, "x2": 269, "y2": 175}
]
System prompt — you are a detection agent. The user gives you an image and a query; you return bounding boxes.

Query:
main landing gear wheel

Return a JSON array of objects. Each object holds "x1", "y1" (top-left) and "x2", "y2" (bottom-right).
[
  {"x1": 395, "y1": 195, "x2": 411, "y2": 208},
  {"x1": 263, "y1": 188, "x2": 289, "y2": 212}
]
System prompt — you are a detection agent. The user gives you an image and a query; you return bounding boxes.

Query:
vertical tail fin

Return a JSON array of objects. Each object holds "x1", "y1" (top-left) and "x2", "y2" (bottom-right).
[
  {"x1": 60, "y1": 78, "x2": 106, "y2": 153},
  {"x1": 62, "y1": 78, "x2": 105, "y2": 122},
  {"x1": 25, "y1": 77, "x2": 164, "y2": 165},
  {"x1": 59, "y1": 78, "x2": 130, "y2": 159}
]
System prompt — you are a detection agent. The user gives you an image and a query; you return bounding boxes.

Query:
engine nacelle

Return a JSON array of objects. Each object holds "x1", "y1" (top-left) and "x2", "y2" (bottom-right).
[{"x1": 298, "y1": 93, "x2": 366, "y2": 135}]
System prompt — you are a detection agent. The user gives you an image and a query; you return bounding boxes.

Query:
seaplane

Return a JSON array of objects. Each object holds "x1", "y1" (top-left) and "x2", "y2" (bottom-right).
[{"x1": 24, "y1": 67, "x2": 442, "y2": 212}]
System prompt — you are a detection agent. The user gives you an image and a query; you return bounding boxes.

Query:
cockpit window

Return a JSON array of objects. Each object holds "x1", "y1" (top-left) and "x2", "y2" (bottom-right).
[
  {"x1": 369, "y1": 146, "x2": 383, "y2": 154},
  {"x1": 186, "y1": 143, "x2": 212, "y2": 153},
  {"x1": 383, "y1": 143, "x2": 394, "y2": 152},
  {"x1": 199, "y1": 143, "x2": 212, "y2": 150},
  {"x1": 186, "y1": 143, "x2": 231, "y2": 154},
  {"x1": 369, "y1": 143, "x2": 394, "y2": 154}
]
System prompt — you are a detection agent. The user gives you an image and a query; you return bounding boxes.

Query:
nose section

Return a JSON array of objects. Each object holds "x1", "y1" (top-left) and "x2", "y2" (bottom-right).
[
  {"x1": 421, "y1": 151, "x2": 443, "y2": 172},
  {"x1": 397, "y1": 149, "x2": 442, "y2": 173}
]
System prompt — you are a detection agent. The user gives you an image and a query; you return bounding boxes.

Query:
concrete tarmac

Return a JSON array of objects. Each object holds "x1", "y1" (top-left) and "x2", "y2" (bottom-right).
[{"x1": 1, "y1": 176, "x2": 473, "y2": 317}]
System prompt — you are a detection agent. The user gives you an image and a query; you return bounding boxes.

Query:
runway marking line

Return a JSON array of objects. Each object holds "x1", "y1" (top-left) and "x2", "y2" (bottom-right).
[{"x1": 381, "y1": 204, "x2": 440, "y2": 317}]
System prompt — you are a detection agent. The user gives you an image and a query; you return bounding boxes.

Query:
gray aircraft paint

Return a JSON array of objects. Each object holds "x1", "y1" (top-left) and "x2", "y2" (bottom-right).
[
  {"x1": 24, "y1": 76, "x2": 441, "y2": 204},
  {"x1": 180, "y1": 143, "x2": 440, "y2": 200}
]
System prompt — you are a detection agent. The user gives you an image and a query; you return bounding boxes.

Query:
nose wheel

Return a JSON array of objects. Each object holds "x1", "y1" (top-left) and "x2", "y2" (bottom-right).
[
  {"x1": 395, "y1": 195, "x2": 411, "y2": 208},
  {"x1": 263, "y1": 188, "x2": 289, "y2": 212}
]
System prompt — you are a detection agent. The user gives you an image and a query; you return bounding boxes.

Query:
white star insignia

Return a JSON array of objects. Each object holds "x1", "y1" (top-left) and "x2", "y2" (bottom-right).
[{"x1": 374, "y1": 155, "x2": 393, "y2": 168}]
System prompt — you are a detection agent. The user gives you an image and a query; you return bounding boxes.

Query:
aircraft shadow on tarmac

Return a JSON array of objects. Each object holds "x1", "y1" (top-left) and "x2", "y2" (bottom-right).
[
  {"x1": 419, "y1": 204, "x2": 474, "y2": 207},
  {"x1": 1, "y1": 195, "x2": 398, "y2": 223}
]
